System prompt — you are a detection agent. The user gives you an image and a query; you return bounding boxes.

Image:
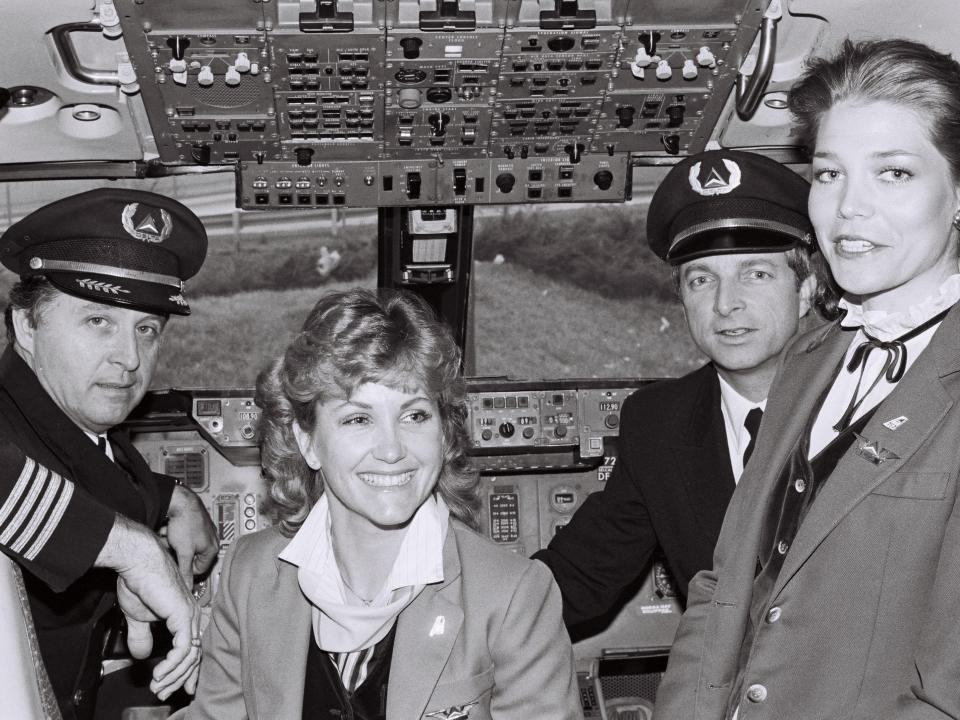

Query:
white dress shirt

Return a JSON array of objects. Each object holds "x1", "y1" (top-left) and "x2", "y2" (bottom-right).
[{"x1": 718, "y1": 374, "x2": 767, "y2": 484}]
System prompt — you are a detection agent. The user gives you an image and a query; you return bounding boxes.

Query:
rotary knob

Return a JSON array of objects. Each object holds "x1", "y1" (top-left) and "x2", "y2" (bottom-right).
[
  {"x1": 594, "y1": 170, "x2": 614, "y2": 191},
  {"x1": 495, "y1": 173, "x2": 516, "y2": 193}
]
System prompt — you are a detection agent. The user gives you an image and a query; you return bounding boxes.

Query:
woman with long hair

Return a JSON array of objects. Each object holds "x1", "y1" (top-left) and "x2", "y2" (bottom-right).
[{"x1": 654, "y1": 38, "x2": 960, "y2": 720}]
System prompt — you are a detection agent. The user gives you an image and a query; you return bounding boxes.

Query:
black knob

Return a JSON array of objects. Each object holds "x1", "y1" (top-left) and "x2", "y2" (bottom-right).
[
  {"x1": 564, "y1": 143, "x2": 584, "y2": 164},
  {"x1": 191, "y1": 143, "x2": 211, "y2": 165},
  {"x1": 554, "y1": 424, "x2": 568, "y2": 439},
  {"x1": 498, "y1": 422, "x2": 515, "y2": 438},
  {"x1": 661, "y1": 133, "x2": 680, "y2": 155},
  {"x1": 400, "y1": 37, "x2": 423, "y2": 60},
  {"x1": 616, "y1": 105, "x2": 636, "y2": 128},
  {"x1": 638, "y1": 30, "x2": 661, "y2": 56},
  {"x1": 666, "y1": 105, "x2": 685, "y2": 128},
  {"x1": 519, "y1": 144, "x2": 529, "y2": 159},
  {"x1": 295, "y1": 147, "x2": 315, "y2": 166},
  {"x1": 0, "y1": 87, "x2": 9, "y2": 108},
  {"x1": 504, "y1": 146, "x2": 515, "y2": 159},
  {"x1": 594, "y1": 170, "x2": 614, "y2": 191},
  {"x1": 166, "y1": 36, "x2": 191, "y2": 61},
  {"x1": 495, "y1": 173, "x2": 516, "y2": 193}
]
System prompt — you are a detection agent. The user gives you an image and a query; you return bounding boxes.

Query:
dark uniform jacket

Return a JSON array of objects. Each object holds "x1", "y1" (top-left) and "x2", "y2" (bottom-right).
[
  {"x1": 0, "y1": 346, "x2": 174, "y2": 720},
  {"x1": 534, "y1": 363, "x2": 736, "y2": 626}
]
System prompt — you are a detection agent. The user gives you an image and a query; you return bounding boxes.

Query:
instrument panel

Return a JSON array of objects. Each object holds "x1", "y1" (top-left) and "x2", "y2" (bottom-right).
[
  {"x1": 64, "y1": 0, "x2": 768, "y2": 207},
  {"x1": 127, "y1": 379, "x2": 681, "y2": 665}
]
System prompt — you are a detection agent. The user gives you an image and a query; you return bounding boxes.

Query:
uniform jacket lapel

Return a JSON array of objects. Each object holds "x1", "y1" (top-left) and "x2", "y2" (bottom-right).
[
  {"x1": 387, "y1": 527, "x2": 464, "y2": 720},
  {"x1": 771, "y1": 305, "x2": 960, "y2": 598},
  {"x1": 249, "y1": 546, "x2": 312, "y2": 720},
  {"x1": 673, "y1": 366, "x2": 735, "y2": 543}
]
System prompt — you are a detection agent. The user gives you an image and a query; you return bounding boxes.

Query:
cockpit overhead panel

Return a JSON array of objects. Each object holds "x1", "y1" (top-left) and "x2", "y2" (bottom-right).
[{"x1": 0, "y1": 0, "x2": 762, "y2": 205}]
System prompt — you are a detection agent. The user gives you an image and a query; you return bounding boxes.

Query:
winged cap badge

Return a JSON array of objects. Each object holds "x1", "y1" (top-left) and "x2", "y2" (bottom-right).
[
  {"x1": 121, "y1": 203, "x2": 173, "y2": 244},
  {"x1": 688, "y1": 158, "x2": 742, "y2": 196}
]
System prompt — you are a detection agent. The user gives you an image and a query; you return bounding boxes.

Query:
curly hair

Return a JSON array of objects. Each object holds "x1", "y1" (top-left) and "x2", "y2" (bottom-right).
[
  {"x1": 789, "y1": 38, "x2": 960, "y2": 182},
  {"x1": 256, "y1": 287, "x2": 479, "y2": 536}
]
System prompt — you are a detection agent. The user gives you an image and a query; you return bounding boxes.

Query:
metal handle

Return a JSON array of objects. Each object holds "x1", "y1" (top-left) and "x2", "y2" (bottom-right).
[
  {"x1": 735, "y1": 0, "x2": 782, "y2": 120},
  {"x1": 51, "y1": 23, "x2": 121, "y2": 86}
]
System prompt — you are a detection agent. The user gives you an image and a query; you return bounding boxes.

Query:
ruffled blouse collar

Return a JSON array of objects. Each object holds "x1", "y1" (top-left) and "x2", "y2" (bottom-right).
[{"x1": 839, "y1": 273, "x2": 960, "y2": 341}]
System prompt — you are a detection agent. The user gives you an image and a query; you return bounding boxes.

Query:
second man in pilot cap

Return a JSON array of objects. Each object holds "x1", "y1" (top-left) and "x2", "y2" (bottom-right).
[
  {"x1": 535, "y1": 149, "x2": 828, "y2": 626},
  {"x1": 0, "y1": 188, "x2": 218, "y2": 720}
]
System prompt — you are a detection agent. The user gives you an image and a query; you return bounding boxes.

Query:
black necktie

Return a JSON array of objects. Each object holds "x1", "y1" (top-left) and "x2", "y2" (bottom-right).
[
  {"x1": 833, "y1": 306, "x2": 951, "y2": 432},
  {"x1": 743, "y1": 407, "x2": 763, "y2": 466},
  {"x1": 97, "y1": 436, "x2": 107, "y2": 452}
]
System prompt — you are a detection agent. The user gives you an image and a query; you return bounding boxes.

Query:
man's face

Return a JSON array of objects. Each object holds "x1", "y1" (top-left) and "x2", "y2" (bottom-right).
[
  {"x1": 14, "y1": 292, "x2": 167, "y2": 434},
  {"x1": 678, "y1": 252, "x2": 812, "y2": 378}
]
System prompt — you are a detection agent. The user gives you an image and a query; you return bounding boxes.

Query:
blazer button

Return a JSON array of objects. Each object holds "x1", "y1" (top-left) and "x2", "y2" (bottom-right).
[
  {"x1": 746, "y1": 684, "x2": 768, "y2": 703},
  {"x1": 766, "y1": 606, "x2": 782, "y2": 623},
  {"x1": 72, "y1": 689, "x2": 84, "y2": 706},
  {"x1": 794, "y1": 478, "x2": 806, "y2": 493},
  {"x1": 777, "y1": 540, "x2": 789, "y2": 555}
]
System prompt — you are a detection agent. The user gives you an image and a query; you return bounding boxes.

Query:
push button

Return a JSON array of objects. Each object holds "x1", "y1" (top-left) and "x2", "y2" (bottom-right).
[{"x1": 746, "y1": 684, "x2": 767, "y2": 703}]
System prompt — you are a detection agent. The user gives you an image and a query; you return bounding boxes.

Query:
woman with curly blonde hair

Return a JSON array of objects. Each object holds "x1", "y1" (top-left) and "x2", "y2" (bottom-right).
[{"x1": 184, "y1": 288, "x2": 579, "y2": 720}]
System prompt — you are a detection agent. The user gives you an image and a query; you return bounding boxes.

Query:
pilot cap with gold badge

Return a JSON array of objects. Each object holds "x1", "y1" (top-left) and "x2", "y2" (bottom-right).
[
  {"x1": 0, "y1": 188, "x2": 207, "y2": 316},
  {"x1": 645, "y1": 149, "x2": 815, "y2": 265}
]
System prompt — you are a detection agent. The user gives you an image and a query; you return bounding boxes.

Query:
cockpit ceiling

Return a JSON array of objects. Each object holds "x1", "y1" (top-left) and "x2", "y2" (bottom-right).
[{"x1": 0, "y1": 0, "x2": 956, "y2": 184}]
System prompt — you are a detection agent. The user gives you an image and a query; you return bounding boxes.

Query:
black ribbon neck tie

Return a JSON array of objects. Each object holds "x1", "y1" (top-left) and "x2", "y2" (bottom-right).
[{"x1": 834, "y1": 307, "x2": 951, "y2": 432}]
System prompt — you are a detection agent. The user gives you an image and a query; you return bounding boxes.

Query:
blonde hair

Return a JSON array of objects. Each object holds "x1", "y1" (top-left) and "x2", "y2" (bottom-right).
[{"x1": 256, "y1": 288, "x2": 479, "y2": 535}]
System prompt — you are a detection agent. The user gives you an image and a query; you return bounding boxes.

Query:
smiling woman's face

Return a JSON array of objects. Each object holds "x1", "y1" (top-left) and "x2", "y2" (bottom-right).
[
  {"x1": 808, "y1": 99, "x2": 960, "y2": 311},
  {"x1": 293, "y1": 381, "x2": 444, "y2": 537}
]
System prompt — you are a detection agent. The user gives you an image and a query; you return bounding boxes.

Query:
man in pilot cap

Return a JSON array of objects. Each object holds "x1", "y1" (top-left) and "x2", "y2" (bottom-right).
[
  {"x1": 535, "y1": 149, "x2": 829, "y2": 627},
  {"x1": 0, "y1": 188, "x2": 218, "y2": 720}
]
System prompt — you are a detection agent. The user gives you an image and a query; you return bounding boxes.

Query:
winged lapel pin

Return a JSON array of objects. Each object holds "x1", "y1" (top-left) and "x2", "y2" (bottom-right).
[
  {"x1": 854, "y1": 433, "x2": 901, "y2": 465},
  {"x1": 425, "y1": 701, "x2": 478, "y2": 719}
]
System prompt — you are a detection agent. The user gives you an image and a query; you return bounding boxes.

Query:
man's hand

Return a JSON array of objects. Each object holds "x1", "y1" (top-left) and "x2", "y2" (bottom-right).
[
  {"x1": 165, "y1": 484, "x2": 218, "y2": 583},
  {"x1": 96, "y1": 515, "x2": 202, "y2": 700}
]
